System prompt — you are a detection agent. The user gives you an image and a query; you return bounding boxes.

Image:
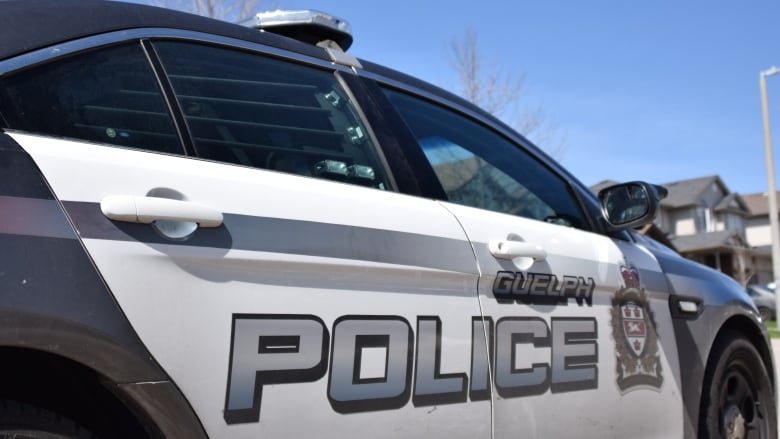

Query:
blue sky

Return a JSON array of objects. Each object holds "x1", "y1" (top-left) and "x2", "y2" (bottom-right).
[{"x1": 140, "y1": 1, "x2": 780, "y2": 195}]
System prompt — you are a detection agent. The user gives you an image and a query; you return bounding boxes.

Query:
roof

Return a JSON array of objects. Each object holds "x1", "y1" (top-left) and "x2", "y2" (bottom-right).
[
  {"x1": 713, "y1": 192, "x2": 748, "y2": 214},
  {"x1": 0, "y1": 0, "x2": 327, "y2": 62},
  {"x1": 0, "y1": 1, "x2": 508, "y2": 152},
  {"x1": 742, "y1": 191, "x2": 780, "y2": 217},
  {"x1": 660, "y1": 175, "x2": 728, "y2": 208},
  {"x1": 672, "y1": 230, "x2": 749, "y2": 253}
]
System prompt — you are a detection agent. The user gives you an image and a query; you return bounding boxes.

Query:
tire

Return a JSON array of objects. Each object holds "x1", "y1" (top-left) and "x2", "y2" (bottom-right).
[
  {"x1": 0, "y1": 400, "x2": 96, "y2": 439},
  {"x1": 700, "y1": 331, "x2": 777, "y2": 439}
]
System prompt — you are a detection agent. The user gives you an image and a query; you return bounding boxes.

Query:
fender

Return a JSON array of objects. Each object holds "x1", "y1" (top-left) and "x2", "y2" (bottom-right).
[
  {"x1": 639, "y1": 236, "x2": 774, "y2": 438},
  {"x1": 0, "y1": 131, "x2": 206, "y2": 438}
]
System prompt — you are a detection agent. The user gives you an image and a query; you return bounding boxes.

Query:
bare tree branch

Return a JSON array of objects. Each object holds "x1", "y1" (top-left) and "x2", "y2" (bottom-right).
[{"x1": 449, "y1": 28, "x2": 566, "y2": 158}]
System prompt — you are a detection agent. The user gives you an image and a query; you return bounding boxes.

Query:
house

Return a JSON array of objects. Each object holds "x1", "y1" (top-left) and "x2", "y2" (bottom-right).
[{"x1": 740, "y1": 191, "x2": 780, "y2": 284}]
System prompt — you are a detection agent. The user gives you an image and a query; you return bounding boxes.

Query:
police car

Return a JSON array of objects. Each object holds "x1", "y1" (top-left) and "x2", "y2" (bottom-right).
[{"x1": 0, "y1": 1, "x2": 774, "y2": 438}]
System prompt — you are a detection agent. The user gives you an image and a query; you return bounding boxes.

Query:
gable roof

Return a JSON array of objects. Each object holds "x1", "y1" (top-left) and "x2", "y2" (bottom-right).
[
  {"x1": 714, "y1": 192, "x2": 748, "y2": 214},
  {"x1": 742, "y1": 191, "x2": 780, "y2": 217},
  {"x1": 661, "y1": 175, "x2": 728, "y2": 208}
]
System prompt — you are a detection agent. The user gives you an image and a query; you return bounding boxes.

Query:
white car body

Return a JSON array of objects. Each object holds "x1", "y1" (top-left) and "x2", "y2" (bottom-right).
[{"x1": 0, "y1": 2, "x2": 773, "y2": 438}]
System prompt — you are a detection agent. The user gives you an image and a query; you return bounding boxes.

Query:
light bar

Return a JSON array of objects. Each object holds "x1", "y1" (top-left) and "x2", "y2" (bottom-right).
[{"x1": 240, "y1": 9, "x2": 353, "y2": 51}]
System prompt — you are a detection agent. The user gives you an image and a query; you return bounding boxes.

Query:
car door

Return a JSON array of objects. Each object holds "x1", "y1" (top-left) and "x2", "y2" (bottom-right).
[
  {"x1": 380, "y1": 86, "x2": 685, "y2": 437},
  {"x1": 0, "y1": 39, "x2": 490, "y2": 438}
]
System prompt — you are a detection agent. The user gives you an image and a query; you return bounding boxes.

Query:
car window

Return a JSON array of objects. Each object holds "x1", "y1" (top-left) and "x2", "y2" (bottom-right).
[
  {"x1": 152, "y1": 41, "x2": 389, "y2": 189},
  {"x1": 382, "y1": 87, "x2": 587, "y2": 229},
  {"x1": 0, "y1": 43, "x2": 182, "y2": 155}
]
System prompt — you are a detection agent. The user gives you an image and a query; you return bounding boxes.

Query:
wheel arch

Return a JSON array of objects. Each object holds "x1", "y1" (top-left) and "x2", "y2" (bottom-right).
[
  {"x1": 712, "y1": 314, "x2": 775, "y2": 391},
  {"x1": 697, "y1": 315, "x2": 777, "y2": 438},
  {"x1": 0, "y1": 314, "x2": 209, "y2": 439},
  {"x1": 0, "y1": 346, "x2": 158, "y2": 438}
]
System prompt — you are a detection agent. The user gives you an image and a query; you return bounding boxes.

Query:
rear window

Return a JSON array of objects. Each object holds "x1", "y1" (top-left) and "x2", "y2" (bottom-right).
[
  {"x1": 0, "y1": 43, "x2": 182, "y2": 155},
  {"x1": 152, "y1": 41, "x2": 389, "y2": 189}
]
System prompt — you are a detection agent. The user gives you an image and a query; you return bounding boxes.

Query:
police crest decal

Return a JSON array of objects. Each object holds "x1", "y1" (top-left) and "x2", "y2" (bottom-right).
[{"x1": 610, "y1": 263, "x2": 663, "y2": 392}]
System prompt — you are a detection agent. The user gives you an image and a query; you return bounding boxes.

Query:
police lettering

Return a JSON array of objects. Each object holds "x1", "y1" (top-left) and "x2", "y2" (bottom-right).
[{"x1": 224, "y1": 314, "x2": 598, "y2": 424}]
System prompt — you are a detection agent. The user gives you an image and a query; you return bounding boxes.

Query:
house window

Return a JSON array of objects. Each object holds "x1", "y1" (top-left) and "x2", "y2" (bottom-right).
[
  {"x1": 696, "y1": 206, "x2": 713, "y2": 233},
  {"x1": 724, "y1": 213, "x2": 744, "y2": 236}
]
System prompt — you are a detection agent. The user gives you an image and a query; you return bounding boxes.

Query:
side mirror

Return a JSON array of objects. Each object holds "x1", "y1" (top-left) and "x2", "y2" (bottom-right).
[{"x1": 597, "y1": 181, "x2": 667, "y2": 232}]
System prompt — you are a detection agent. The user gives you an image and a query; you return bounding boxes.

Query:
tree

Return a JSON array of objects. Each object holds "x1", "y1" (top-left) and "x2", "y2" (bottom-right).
[
  {"x1": 449, "y1": 28, "x2": 565, "y2": 158},
  {"x1": 148, "y1": 0, "x2": 266, "y2": 22}
]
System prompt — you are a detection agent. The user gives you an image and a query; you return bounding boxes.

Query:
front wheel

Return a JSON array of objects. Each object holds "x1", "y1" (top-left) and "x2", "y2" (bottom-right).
[
  {"x1": 700, "y1": 331, "x2": 776, "y2": 439},
  {"x1": 0, "y1": 400, "x2": 96, "y2": 439}
]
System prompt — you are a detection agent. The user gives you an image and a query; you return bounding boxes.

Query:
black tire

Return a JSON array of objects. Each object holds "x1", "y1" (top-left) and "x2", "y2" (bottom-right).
[
  {"x1": 700, "y1": 331, "x2": 777, "y2": 439},
  {"x1": 0, "y1": 400, "x2": 96, "y2": 439}
]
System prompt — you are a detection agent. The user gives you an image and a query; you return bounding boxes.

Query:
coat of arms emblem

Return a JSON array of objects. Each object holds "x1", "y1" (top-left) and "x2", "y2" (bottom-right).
[{"x1": 610, "y1": 263, "x2": 663, "y2": 392}]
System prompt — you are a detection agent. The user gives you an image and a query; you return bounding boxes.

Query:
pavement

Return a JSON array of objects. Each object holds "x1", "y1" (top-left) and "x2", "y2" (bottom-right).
[
  {"x1": 774, "y1": 339, "x2": 780, "y2": 438},
  {"x1": 772, "y1": 337, "x2": 780, "y2": 377},
  {"x1": 774, "y1": 339, "x2": 780, "y2": 385}
]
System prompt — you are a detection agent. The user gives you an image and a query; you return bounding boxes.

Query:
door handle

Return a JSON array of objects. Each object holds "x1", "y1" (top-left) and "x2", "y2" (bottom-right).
[
  {"x1": 488, "y1": 240, "x2": 547, "y2": 261},
  {"x1": 101, "y1": 195, "x2": 223, "y2": 227}
]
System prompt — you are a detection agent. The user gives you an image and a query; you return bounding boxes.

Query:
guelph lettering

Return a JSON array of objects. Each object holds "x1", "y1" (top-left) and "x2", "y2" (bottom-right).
[{"x1": 492, "y1": 271, "x2": 595, "y2": 306}]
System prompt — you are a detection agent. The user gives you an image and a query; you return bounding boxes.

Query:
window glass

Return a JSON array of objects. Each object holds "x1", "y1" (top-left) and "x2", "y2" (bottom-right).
[
  {"x1": 383, "y1": 87, "x2": 586, "y2": 229},
  {"x1": 725, "y1": 213, "x2": 744, "y2": 236},
  {"x1": 0, "y1": 44, "x2": 181, "y2": 154},
  {"x1": 696, "y1": 205, "x2": 713, "y2": 233},
  {"x1": 153, "y1": 41, "x2": 388, "y2": 189}
]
